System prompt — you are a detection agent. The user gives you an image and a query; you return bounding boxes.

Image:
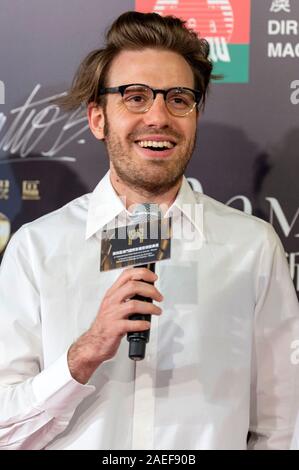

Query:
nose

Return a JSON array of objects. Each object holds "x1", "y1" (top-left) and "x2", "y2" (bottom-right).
[{"x1": 142, "y1": 93, "x2": 170, "y2": 127}]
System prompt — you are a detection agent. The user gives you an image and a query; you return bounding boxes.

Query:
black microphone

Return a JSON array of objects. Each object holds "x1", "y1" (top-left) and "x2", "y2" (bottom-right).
[{"x1": 127, "y1": 204, "x2": 161, "y2": 361}]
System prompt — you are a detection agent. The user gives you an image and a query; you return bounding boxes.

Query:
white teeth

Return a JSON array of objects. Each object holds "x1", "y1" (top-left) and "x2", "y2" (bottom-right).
[{"x1": 137, "y1": 140, "x2": 175, "y2": 149}]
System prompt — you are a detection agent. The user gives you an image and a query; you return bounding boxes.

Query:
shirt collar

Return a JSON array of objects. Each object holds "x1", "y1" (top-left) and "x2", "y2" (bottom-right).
[
  {"x1": 86, "y1": 171, "x2": 204, "y2": 240},
  {"x1": 85, "y1": 171, "x2": 126, "y2": 239},
  {"x1": 166, "y1": 176, "x2": 205, "y2": 240}
]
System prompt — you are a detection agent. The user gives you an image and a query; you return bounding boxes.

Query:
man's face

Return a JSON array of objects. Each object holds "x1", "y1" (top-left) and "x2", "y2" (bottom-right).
[{"x1": 98, "y1": 48, "x2": 198, "y2": 195}]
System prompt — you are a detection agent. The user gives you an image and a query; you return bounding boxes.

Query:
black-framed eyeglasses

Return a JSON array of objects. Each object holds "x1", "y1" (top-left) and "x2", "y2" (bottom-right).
[{"x1": 98, "y1": 83, "x2": 202, "y2": 117}]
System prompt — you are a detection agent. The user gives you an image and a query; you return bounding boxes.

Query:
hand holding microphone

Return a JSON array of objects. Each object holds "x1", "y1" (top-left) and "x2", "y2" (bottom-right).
[
  {"x1": 67, "y1": 205, "x2": 164, "y2": 383},
  {"x1": 67, "y1": 266, "x2": 163, "y2": 383}
]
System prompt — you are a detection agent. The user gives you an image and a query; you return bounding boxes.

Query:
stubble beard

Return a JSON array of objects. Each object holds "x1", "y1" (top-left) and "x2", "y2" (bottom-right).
[{"x1": 103, "y1": 113, "x2": 197, "y2": 197}]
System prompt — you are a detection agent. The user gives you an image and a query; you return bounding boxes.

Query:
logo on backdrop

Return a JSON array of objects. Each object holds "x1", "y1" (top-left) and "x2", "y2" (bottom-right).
[
  {"x1": 135, "y1": 0, "x2": 251, "y2": 83},
  {"x1": 0, "y1": 84, "x2": 89, "y2": 164},
  {"x1": 268, "y1": 0, "x2": 299, "y2": 58},
  {"x1": 270, "y1": 0, "x2": 291, "y2": 14},
  {"x1": 0, "y1": 179, "x2": 40, "y2": 201}
]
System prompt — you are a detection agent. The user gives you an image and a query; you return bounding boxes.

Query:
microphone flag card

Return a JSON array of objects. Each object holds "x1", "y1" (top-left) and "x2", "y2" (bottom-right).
[{"x1": 100, "y1": 217, "x2": 172, "y2": 272}]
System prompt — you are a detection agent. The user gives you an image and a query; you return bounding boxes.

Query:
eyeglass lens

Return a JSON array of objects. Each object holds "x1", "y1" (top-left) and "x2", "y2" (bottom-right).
[{"x1": 122, "y1": 85, "x2": 196, "y2": 115}]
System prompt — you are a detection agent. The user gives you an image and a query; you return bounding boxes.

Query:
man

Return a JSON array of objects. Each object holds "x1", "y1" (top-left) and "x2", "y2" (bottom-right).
[{"x1": 0, "y1": 11, "x2": 298, "y2": 450}]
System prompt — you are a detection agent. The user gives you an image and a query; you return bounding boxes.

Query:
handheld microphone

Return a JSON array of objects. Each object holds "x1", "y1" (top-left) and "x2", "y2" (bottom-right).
[{"x1": 127, "y1": 204, "x2": 161, "y2": 361}]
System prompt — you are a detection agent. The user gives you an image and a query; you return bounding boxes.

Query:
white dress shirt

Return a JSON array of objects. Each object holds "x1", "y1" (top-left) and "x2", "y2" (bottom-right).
[{"x1": 0, "y1": 171, "x2": 298, "y2": 450}]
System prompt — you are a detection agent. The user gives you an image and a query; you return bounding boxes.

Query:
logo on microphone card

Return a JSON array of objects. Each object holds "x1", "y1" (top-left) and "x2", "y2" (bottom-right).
[{"x1": 100, "y1": 217, "x2": 172, "y2": 271}]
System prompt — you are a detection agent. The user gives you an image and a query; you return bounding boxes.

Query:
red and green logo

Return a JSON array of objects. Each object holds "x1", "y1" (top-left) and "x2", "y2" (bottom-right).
[{"x1": 135, "y1": 0, "x2": 251, "y2": 83}]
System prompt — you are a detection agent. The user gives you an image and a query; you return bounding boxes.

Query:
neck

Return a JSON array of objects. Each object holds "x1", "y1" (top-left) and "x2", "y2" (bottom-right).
[{"x1": 109, "y1": 167, "x2": 182, "y2": 211}]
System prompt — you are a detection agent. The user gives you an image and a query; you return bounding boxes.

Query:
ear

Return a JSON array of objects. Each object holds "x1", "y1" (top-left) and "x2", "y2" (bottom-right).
[{"x1": 87, "y1": 102, "x2": 105, "y2": 140}]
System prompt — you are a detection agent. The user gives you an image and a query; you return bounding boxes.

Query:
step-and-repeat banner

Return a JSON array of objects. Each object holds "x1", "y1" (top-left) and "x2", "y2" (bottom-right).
[{"x1": 0, "y1": 0, "x2": 298, "y2": 296}]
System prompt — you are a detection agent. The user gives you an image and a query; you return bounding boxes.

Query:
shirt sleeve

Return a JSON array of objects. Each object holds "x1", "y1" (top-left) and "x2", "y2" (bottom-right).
[
  {"x1": 0, "y1": 228, "x2": 95, "y2": 450},
  {"x1": 248, "y1": 224, "x2": 299, "y2": 450}
]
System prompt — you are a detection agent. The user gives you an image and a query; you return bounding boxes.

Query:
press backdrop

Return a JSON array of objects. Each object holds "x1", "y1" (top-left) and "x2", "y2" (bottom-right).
[{"x1": 0, "y1": 0, "x2": 298, "y2": 297}]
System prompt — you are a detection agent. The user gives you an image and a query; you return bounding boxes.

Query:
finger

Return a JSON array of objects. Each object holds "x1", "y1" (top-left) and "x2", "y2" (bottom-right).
[
  {"x1": 113, "y1": 280, "x2": 163, "y2": 304},
  {"x1": 118, "y1": 319, "x2": 151, "y2": 335},
  {"x1": 106, "y1": 267, "x2": 157, "y2": 296},
  {"x1": 119, "y1": 300, "x2": 162, "y2": 319}
]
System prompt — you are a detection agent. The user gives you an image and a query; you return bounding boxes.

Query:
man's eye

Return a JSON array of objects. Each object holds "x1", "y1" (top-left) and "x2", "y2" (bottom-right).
[
  {"x1": 169, "y1": 96, "x2": 189, "y2": 106},
  {"x1": 125, "y1": 94, "x2": 147, "y2": 103},
  {"x1": 173, "y1": 97, "x2": 185, "y2": 103}
]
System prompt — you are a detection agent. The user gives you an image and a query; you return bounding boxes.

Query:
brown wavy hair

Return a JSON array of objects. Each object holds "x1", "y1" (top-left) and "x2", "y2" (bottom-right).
[{"x1": 56, "y1": 11, "x2": 216, "y2": 111}]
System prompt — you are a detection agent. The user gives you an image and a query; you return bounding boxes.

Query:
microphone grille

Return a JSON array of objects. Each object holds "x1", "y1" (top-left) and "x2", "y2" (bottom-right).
[{"x1": 130, "y1": 203, "x2": 161, "y2": 224}]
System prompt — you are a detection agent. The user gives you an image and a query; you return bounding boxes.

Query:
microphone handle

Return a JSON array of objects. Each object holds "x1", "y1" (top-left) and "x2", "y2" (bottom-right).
[{"x1": 127, "y1": 262, "x2": 156, "y2": 361}]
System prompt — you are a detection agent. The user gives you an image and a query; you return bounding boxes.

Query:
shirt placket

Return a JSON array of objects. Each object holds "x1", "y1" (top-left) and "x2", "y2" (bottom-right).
[{"x1": 131, "y1": 268, "x2": 160, "y2": 450}]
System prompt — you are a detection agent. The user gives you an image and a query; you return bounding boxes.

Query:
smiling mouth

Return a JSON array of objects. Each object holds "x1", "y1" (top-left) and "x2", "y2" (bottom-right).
[{"x1": 135, "y1": 140, "x2": 176, "y2": 151}]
